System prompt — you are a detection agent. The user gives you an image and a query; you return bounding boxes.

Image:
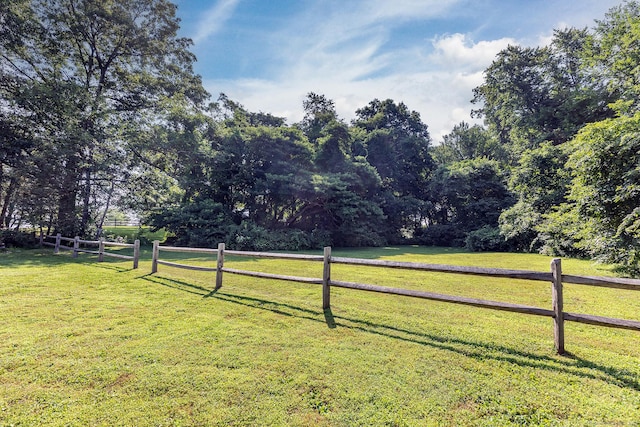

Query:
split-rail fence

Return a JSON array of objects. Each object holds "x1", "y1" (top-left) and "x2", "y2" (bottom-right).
[
  {"x1": 38, "y1": 234, "x2": 640, "y2": 354},
  {"x1": 40, "y1": 233, "x2": 140, "y2": 269},
  {"x1": 150, "y1": 241, "x2": 640, "y2": 355}
]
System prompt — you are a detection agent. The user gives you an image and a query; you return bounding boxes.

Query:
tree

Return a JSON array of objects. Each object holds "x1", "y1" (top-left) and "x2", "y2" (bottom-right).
[
  {"x1": 298, "y1": 92, "x2": 338, "y2": 145},
  {"x1": 471, "y1": 26, "x2": 618, "y2": 253},
  {"x1": 499, "y1": 142, "x2": 570, "y2": 251},
  {"x1": 314, "y1": 120, "x2": 352, "y2": 173},
  {"x1": 432, "y1": 121, "x2": 505, "y2": 165},
  {"x1": 472, "y1": 29, "x2": 614, "y2": 159},
  {"x1": 424, "y1": 158, "x2": 513, "y2": 247},
  {"x1": 352, "y1": 99, "x2": 434, "y2": 240},
  {"x1": 353, "y1": 99, "x2": 433, "y2": 193},
  {"x1": 587, "y1": 1, "x2": 640, "y2": 114},
  {"x1": 544, "y1": 114, "x2": 640, "y2": 273},
  {"x1": 0, "y1": 0, "x2": 206, "y2": 236},
  {"x1": 0, "y1": 114, "x2": 34, "y2": 228}
]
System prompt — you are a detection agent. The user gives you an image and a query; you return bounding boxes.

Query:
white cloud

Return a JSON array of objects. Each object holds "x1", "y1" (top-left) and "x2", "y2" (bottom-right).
[
  {"x1": 204, "y1": 25, "x2": 513, "y2": 141},
  {"x1": 191, "y1": 0, "x2": 240, "y2": 44},
  {"x1": 204, "y1": 68, "x2": 484, "y2": 142},
  {"x1": 430, "y1": 34, "x2": 516, "y2": 69}
]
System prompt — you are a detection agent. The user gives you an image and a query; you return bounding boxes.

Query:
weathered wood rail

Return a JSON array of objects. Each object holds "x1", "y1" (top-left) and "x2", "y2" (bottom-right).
[
  {"x1": 150, "y1": 242, "x2": 640, "y2": 354},
  {"x1": 40, "y1": 233, "x2": 140, "y2": 269}
]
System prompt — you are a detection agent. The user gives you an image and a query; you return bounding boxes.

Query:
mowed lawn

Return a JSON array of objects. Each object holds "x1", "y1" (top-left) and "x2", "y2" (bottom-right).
[{"x1": 1, "y1": 246, "x2": 639, "y2": 426}]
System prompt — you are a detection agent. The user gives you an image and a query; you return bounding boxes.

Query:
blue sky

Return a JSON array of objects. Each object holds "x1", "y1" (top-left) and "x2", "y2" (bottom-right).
[{"x1": 173, "y1": 0, "x2": 622, "y2": 140}]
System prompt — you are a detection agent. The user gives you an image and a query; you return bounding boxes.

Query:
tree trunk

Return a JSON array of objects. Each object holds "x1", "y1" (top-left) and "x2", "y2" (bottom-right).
[
  {"x1": 80, "y1": 168, "x2": 91, "y2": 235},
  {"x1": 0, "y1": 176, "x2": 18, "y2": 229},
  {"x1": 57, "y1": 156, "x2": 80, "y2": 236},
  {"x1": 96, "y1": 179, "x2": 115, "y2": 239}
]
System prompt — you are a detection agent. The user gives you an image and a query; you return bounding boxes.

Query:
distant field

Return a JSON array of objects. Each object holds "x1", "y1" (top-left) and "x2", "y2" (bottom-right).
[
  {"x1": 101, "y1": 225, "x2": 169, "y2": 243},
  {"x1": 1, "y1": 246, "x2": 639, "y2": 426}
]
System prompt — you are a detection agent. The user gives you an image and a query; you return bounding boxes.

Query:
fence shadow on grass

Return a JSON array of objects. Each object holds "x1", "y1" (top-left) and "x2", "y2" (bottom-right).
[
  {"x1": 142, "y1": 275, "x2": 640, "y2": 392},
  {"x1": 90, "y1": 262, "x2": 132, "y2": 273},
  {"x1": 140, "y1": 274, "x2": 213, "y2": 296}
]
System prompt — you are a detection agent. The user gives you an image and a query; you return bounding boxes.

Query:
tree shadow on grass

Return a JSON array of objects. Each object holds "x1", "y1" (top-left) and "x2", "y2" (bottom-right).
[{"x1": 142, "y1": 276, "x2": 640, "y2": 392}]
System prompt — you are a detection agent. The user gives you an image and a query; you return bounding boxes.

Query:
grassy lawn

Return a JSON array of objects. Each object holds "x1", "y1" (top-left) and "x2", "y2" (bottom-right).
[{"x1": 1, "y1": 246, "x2": 639, "y2": 426}]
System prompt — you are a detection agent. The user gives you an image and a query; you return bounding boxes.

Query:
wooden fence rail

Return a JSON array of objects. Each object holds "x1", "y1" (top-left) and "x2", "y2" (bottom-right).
[
  {"x1": 150, "y1": 241, "x2": 640, "y2": 355},
  {"x1": 40, "y1": 233, "x2": 140, "y2": 269}
]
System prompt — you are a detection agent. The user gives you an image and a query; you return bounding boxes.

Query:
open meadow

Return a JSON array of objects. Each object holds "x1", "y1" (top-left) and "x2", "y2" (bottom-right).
[{"x1": 1, "y1": 246, "x2": 639, "y2": 426}]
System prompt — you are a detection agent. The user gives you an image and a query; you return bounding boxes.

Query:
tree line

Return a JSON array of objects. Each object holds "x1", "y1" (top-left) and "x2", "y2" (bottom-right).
[{"x1": 1, "y1": 0, "x2": 639, "y2": 274}]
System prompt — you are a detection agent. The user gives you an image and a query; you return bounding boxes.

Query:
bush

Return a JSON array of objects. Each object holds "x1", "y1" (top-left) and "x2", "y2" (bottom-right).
[
  {"x1": 0, "y1": 230, "x2": 39, "y2": 248},
  {"x1": 464, "y1": 226, "x2": 507, "y2": 252},
  {"x1": 227, "y1": 222, "x2": 323, "y2": 251},
  {"x1": 417, "y1": 224, "x2": 466, "y2": 247}
]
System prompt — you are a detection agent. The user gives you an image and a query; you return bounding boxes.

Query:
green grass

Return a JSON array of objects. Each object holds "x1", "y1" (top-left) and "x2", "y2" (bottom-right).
[{"x1": 1, "y1": 246, "x2": 639, "y2": 426}]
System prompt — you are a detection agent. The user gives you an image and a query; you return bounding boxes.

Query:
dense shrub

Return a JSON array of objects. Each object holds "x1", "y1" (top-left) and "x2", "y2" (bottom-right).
[
  {"x1": 417, "y1": 224, "x2": 466, "y2": 247},
  {"x1": 0, "y1": 230, "x2": 39, "y2": 248},
  {"x1": 464, "y1": 226, "x2": 507, "y2": 252},
  {"x1": 226, "y1": 223, "x2": 332, "y2": 251}
]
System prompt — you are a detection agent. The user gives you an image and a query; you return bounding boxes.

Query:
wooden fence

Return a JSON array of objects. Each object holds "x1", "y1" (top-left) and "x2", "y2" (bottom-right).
[
  {"x1": 151, "y1": 241, "x2": 640, "y2": 355},
  {"x1": 41, "y1": 233, "x2": 140, "y2": 269}
]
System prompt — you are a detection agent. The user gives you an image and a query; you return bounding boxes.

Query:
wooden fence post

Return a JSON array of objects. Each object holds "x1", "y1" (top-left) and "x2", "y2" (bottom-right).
[
  {"x1": 39, "y1": 231, "x2": 44, "y2": 247},
  {"x1": 73, "y1": 236, "x2": 79, "y2": 258},
  {"x1": 551, "y1": 258, "x2": 565, "y2": 355},
  {"x1": 133, "y1": 239, "x2": 140, "y2": 269},
  {"x1": 98, "y1": 238, "x2": 105, "y2": 262},
  {"x1": 151, "y1": 240, "x2": 159, "y2": 273},
  {"x1": 215, "y1": 243, "x2": 225, "y2": 289},
  {"x1": 323, "y1": 246, "x2": 332, "y2": 309},
  {"x1": 54, "y1": 233, "x2": 61, "y2": 254}
]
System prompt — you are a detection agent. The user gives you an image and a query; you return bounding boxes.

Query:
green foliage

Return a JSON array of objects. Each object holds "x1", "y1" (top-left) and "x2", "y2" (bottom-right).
[
  {"x1": 99, "y1": 226, "x2": 168, "y2": 246},
  {"x1": 296, "y1": 173, "x2": 387, "y2": 247},
  {"x1": 417, "y1": 223, "x2": 466, "y2": 247},
  {"x1": 508, "y1": 142, "x2": 569, "y2": 211},
  {"x1": 8, "y1": 1, "x2": 640, "y2": 277},
  {"x1": 352, "y1": 99, "x2": 433, "y2": 196},
  {"x1": 226, "y1": 222, "x2": 329, "y2": 251},
  {"x1": 147, "y1": 199, "x2": 234, "y2": 248},
  {"x1": 314, "y1": 120, "x2": 352, "y2": 172},
  {"x1": 472, "y1": 29, "x2": 614, "y2": 158},
  {"x1": 536, "y1": 203, "x2": 586, "y2": 258},
  {"x1": 0, "y1": 0, "x2": 206, "y2": 236},
  {"x1": 148, "y1": 95, "x2": 441, "y2": 249},
  {"x1": 588, "y1": 1, "x2": 640, "y2": 114},
  {"x1": 543, "y1": 113, "x2": 640, "y2": 273},
  {"x1": 0, "y1": 230, "x2": 38, "y2": 248},
  {"x1": 426, "y1": 158, "x2": 513, "y2": 246},
  {"x1": 464, "y1": 226, "x2": 507, "y2": 252},
  {"x1": 298, "y1": 92, "x2": 338, "y2": 144},
  {"x1": 433, "y1": 121, "x2": 506, "y2": 165},
  {"x1": 350, "y1": 99, "x2": 434, "y2": 239},
  {"x1": 499, "y1": 200, "x2": 542, "y2": 252},
  {"x1": 499, "y1": 142, "x2": 570, "y2": 251}
]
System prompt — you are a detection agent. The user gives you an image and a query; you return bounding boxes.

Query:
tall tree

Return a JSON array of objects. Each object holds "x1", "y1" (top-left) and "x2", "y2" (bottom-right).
[
  {"x1": 0, "y1": 0, "x2": 206, "y2": 235},
  {"x1": 352, "y1": 99, "x2": 434, "y2": 240},
  {"x1": 587, "y1": 1, "x2": 640, "y2": 115},
  {"x1": 472, "y1": 27, "x2": 616, "y2": 251},
  {"x1": 543, "y1": 114, "x2": 640, "y2": 273},
  {"x1": 425, "y1": 158, "x2": 513, "y2": 247},
  {"x1": 432, "y1": 121, "x2": 505, "y2": 165},
  {"x1": 472, "y1": 29, "x2": 614, "y2": 159},
  {"x1": 298, "y1": 92, "x2": 338, "y2": 145}
]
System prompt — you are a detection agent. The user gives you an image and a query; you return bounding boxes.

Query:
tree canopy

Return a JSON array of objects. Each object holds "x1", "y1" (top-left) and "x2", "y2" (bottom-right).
[{"x1": 0, "y1": 0, "x2": 205, "y2": 236}]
